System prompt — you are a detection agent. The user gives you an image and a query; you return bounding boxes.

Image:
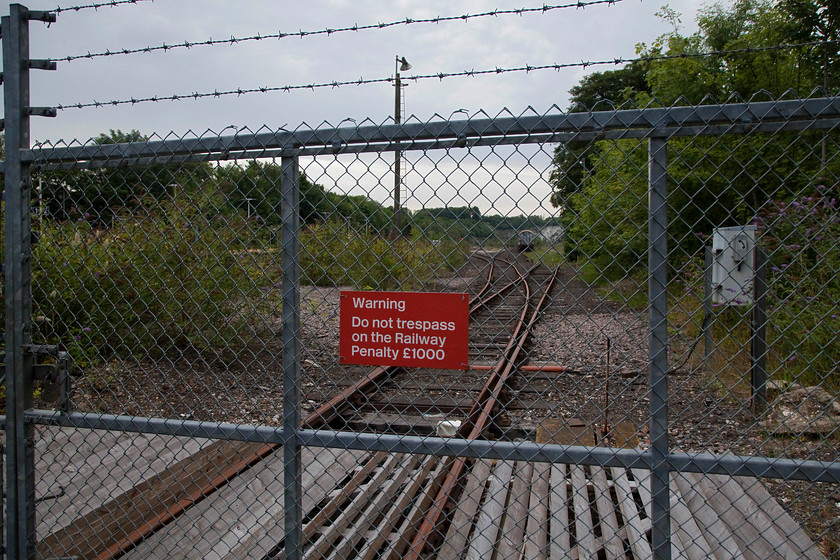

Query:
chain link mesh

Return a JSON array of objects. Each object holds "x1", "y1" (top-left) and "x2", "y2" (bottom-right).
[{"x1": 7, "y1": 96, "x2": 839, "y2": 558}]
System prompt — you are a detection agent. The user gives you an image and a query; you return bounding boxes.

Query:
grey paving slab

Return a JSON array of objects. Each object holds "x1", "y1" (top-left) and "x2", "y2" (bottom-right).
[
  {"x1": 125, "y1": 446, "x2": 370, "y2": 560},
  {"x1": 34, "y1": 426, "x2": 213, "y2": 537}
]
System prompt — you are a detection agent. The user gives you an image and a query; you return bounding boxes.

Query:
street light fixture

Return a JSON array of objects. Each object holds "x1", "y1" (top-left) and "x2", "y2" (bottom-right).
[{"x1": 392, "y1": 55, "x2": 411, "y2": 237}]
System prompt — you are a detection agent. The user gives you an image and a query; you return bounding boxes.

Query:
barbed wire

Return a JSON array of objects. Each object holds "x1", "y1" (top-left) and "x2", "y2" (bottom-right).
[
  {"x1": 55, "y1": 39, "x2": 839, "y2": 111},
  {"x1": 50, "y1": 0, "x2": 154, "y2": 14},
  {"x1": 51, "y1": 0, "x2": 620, "y2": 63}
]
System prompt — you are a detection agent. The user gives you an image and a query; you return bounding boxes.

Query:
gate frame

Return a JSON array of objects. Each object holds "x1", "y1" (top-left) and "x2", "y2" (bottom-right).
[
  {"x1": 3, "y1": 5, "x2": 56, "y2": 558},
  {"x1": 3, "y1": 3, "x2": 840, "y2": 556}
]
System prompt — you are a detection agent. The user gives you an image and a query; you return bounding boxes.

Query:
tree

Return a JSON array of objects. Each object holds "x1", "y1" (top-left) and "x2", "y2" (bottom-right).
[
  {"x1": 561, "y1": 139, "x2": 650, "y2": 272},
  {"x1": 641, "y1": 0, "x2": 820, "y2": 102},
  {"x1": 779, "y1": 0, "x2": 840, "y2": 91},
  {"x1": 38, "y1": 129, "x2": 213, "y2": 225},
  {"x1": 215, "y1": 160, "x2": 397, "y2": 234},
  {"x1": 550, "y1": 62, "x2": 650, "y2": 207},
  {"x1": 552, "y1": 0, "x2": 840, "y2": 273}
]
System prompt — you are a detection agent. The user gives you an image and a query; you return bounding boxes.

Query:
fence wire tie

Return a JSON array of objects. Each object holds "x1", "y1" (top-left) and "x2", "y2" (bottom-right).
[{"x1": 35, "y1": 485, "x2": 66, "y2": 504}]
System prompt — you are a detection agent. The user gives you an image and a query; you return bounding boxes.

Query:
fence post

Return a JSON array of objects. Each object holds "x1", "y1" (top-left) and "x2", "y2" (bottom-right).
[
  {"x1": 703, "y1": 245, "x2": 713, "y2": 369},
  {"x1": 281, "y1": 154, "x2": 303, "y2": 560},
  {"x1": 4, "y1": 5, "x2": 36, "y2": 558},
  {"x1": 4, "y1": 6, "x2": 55, "y2": 557},
  {"x1": 751, "y1": 246, "x2": 768, "y2": 414},
  {"x1": 648, "y1": 133, "x2": 671, "y2": 560}
]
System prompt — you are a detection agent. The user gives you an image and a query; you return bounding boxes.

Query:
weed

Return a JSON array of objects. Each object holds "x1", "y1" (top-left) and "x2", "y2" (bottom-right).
[
  {"x1": 527, "y1": 245, "x2": 566, "y2": 268},
  {"x1": 30, "y1": 198, "x2": 465, "y2": 368}
]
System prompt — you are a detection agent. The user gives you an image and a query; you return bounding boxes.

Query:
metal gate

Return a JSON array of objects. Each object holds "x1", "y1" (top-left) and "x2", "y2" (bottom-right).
[{"x1": 3, "y1": 4, "x2": 840, "y2": 559}]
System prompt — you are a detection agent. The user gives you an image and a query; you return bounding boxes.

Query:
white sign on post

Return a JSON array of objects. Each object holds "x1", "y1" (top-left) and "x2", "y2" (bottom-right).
[{"x1": 711, "y1": 225, "x2": 756, "y2": 306}]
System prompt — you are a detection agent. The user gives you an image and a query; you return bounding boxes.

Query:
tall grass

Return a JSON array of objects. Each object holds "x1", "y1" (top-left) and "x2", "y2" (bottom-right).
[
  {"x1": 526, "y1": 243, "x2": 566, "y2": 268},
  {"x1": 299, "y1": 222, "x2": 467, "y2": 290},
  {"x1": 30, "y1": 202, "x2": 466, "y2": 367},
  {"x1": 33, "y1": 203, "x2": 276, "y2": 366}
]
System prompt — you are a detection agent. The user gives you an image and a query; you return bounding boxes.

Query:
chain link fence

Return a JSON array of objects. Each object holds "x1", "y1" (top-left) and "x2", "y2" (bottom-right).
[{"x1": 3, "y1": 12, "x2": 840, "y2": 558}]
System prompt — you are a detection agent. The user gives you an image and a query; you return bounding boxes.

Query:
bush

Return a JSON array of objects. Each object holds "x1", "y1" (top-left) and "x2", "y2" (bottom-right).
[
  {"x1": 299, "y1": 222, "x2": 467, "y2": 290},
  {"x1": 757, "y1": 187, "x2": 840, "y2": 387},
  {"x1": 31, "y1": 199, "x2": 467, "y2": 368},
  {"x1": 32, "y1": 194, "x2": 278, "y2": 366}
]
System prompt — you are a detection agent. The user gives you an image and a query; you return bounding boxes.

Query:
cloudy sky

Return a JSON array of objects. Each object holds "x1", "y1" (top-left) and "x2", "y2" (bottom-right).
[{"x1": 8, "y1": 0, "x2": 707, "y2": 215}]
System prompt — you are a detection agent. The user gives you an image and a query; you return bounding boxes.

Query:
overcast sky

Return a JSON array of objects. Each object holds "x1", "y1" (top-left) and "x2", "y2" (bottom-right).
[{"x1": 6, "y1": 0, "x2": 707, "y2": 216}]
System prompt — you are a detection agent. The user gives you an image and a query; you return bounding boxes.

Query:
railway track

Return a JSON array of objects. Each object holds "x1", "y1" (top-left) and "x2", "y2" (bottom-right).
[
  {"x1": 324, "y1": 250, "x2": 557, "y2": 435},
  {"x1": 268, "y1": 248, "x2": 562, "y2": 560},
  {"x1": 40, "y1": 249, "x2": 562, "y2": 560}
]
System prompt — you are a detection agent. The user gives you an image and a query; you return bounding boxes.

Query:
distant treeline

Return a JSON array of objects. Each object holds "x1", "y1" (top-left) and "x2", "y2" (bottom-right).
[
  {"x1": 32, "y1": 130, "x2": 557, "y2": 246},
  {"x1": 411, "y1": 206, "x2": 559, "y2": 244}
]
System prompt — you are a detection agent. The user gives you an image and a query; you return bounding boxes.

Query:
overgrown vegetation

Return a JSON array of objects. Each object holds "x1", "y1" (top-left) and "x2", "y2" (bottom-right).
[
  {"x1": 300, "y1": 223, "x2": 467, "y2": 290},
  {"x1": 757, "y1": 188, "x2": 840, "y2": 387},
  {"x1": 527, "y1": 245, "x2": 566, "y2": 268},
  {"x1": 31, "y1": 204, "x2": 468, "y2": 366},
  {"x1": 550, "y1": 0, "x2": 840, "y2": 390},
  {"x1": 26, "y1": 153, "x2": 487, "y2": 367},
  {"x1": 33, "y1": 192, "x2": 280, "y2": 366},
  {"x1": 553, "y1": 0, "x2": 839, "y2": 269},
  {"x1": 410, "y1": 206, "x2": 558, "y2": 248},
  {"x1": 18, "y1": 128, "x2": 556, "y2": 368}
]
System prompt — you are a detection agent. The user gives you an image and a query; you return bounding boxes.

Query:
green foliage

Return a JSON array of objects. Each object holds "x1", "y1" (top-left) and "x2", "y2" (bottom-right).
[
  {"x1": 665, "y1": 129, "x2": 837, "y2": 260},
  {"x1": 666, "y1": 186, "x2": 840, "y2": 389},
  {"x1": 32, "y1": 191, "x2": 279, "y2": 365},
  {"x1": 640, "y1": 0, "x2": 811, "y2": 104},
  {"x1": 323, "y1": 192, "x2": 392, "y2": 233},
  {"x1": 561, "y1": 139, "x2": 649, "y2": 277},
  {"x1": 38, "y1": 138, "x2": 396, "y2": 237},
  {"x1": 567, "y1": 61, "x2": 650, "y2": 112},
  {"x1": 21, "y1": 129, "x2": 545, "y2": 368},
  {"x1": 37, "y1": 129, "x2": 216, "y2": 226},
  {"x1": 411, "y1": 206, "x2": 494, "y2": 242},
  {"x1": 30, "y1": 183, "x2": 469, "y2": 366},
  {"x1": 552, "y1": 0, "x2": 840, "y2": 277},
  {"x1": 214, "y1": 161, "x2": 369, "y2": 227},
  {"x1": 410, "y1": 206, "x2": 557, "y2": 248},
  {"x1": 778, "y1": 0, "x2": 840, "y2": 90},
  {"x1": 527, "y1": 246, "x2": 566, "y2": 268},
  {"x1": 300, "y1": 222, "x2": 467, "y2": 290},
  {"x1": 549, "y1": 62, "x2": 650, "y2": 208},
  {"x1": 757, "y1": 188, "x2": 840, "y2": 386},
  {"x1": 561, "y1": 130, "x2": 838, "y2": 281}
]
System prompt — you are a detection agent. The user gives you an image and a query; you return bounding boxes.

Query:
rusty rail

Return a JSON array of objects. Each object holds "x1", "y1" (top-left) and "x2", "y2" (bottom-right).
[
  {"x1": 404, "y1": 262, "x2": 561, "y2": 559},
  {"x1": 91, "y1": 251, "x2": 512, "y2": 559}
]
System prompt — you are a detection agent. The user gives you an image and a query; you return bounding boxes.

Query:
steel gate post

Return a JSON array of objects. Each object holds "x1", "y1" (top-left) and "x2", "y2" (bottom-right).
[
  {"x1": 281, "y1": 154, "x2": 303, "y2": 560},
  {"x1": 751, "y1": 246, "x2": 768, "y2": 414},
  {"x1": 3, "y1": 5, "x2": 36, "y2": 558},
  {"x1": 703, "y1": 245, "x2": 713, "y2": 369},
  {"x1": 648, "y1": 133, "x2": 671, "y2": 560}
]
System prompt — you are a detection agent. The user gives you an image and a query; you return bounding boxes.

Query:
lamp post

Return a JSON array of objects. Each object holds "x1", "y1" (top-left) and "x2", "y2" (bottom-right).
[{"x1": 392, "y1": 55, "x2": 411, "y2": 236}]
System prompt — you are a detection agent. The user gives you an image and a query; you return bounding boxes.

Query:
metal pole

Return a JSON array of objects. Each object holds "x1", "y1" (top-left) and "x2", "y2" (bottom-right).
[
  {"x1": 648, "y1": 133, "x2": 671, "y2": 560},
  {"x1": 704, "y1": 245, "x2": 713, "y2": 369},
  {"x1": 3, "y1": 5, "x2": 36, "y2": 558},
  {"x1": 392, "y1": 58, "x2": 403, "y2": 236},
  {"x1": 281, "y1": 154, "x2": 303, "y2": 560},
  {"x1": 751, "y1": 246, "x2": 768, "y2": 414}
]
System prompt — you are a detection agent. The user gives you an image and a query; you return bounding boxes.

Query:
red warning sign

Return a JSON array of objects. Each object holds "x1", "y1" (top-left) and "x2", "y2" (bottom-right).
[{"x1": 340, "y1": 291, "x2": 469, "y2": 370}]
